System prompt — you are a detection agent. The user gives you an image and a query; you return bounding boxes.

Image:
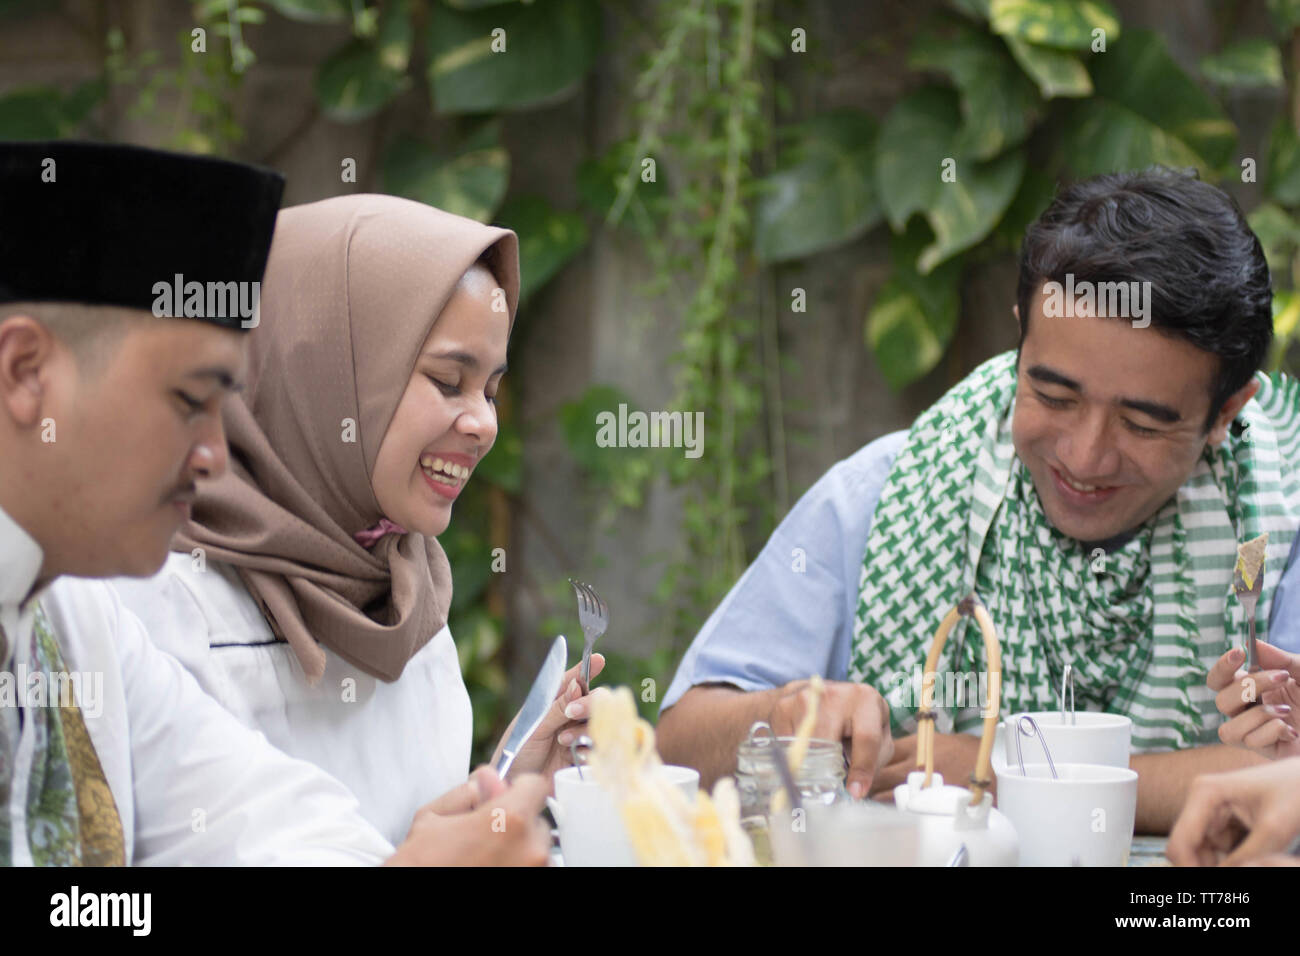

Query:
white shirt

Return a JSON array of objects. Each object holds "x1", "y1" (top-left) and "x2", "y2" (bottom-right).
[
  {"x1": 0, "y1": 505, "x2": 394, "y2": 866},
  {"x1": 109, "y1": 552, "x2": 473, "y2": 846}
]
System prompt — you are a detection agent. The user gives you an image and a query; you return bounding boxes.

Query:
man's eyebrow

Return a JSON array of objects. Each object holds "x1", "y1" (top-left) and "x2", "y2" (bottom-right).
[
  {"x1": 185, "y1": 368, "x2": 245, "y2": 392},
  {"x1": 426, "y1": 349, "x2": 508, "y2": 376},
  {"x1": 1118, "y1": 398, "x2": 1182, "y2": 423},
  {"x1": 1027, "y1": 364, "x2": 1182, "y2": 423},
  {"x1": 1026, "y1": 364, "x2": 1081, "y2": 390}
]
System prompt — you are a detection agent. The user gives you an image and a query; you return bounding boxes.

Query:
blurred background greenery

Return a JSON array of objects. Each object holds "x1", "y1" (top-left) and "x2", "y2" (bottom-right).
[{"x1": 4, "y1": 0, "x2": 1300, "y2": 764}]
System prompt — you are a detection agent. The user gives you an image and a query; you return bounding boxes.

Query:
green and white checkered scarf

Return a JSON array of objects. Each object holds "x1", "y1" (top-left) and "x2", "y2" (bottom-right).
[{"x1": 850, "y1": 351, "x2": 1300, "y2": 752}]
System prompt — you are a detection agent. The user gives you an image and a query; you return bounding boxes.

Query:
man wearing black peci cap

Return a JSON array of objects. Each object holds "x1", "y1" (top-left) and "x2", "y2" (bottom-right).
[{"x1": 0, "y1": 141, "x2": 549, "y2": 865}]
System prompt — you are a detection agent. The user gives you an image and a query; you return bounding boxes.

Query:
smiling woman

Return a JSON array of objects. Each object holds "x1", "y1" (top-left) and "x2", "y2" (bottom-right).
[{"x1": 107, "y1": 194, "x2": 603, "y2": 854}]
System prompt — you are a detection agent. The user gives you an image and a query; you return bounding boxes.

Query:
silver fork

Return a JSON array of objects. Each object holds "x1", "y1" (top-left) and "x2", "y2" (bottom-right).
[{"x1": 569, "y1": 579, "x2": 608, "y2": 693}]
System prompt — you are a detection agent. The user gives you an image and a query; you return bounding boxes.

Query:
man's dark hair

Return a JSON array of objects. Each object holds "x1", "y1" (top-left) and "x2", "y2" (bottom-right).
[{"x1": 1016, "y1": 166, "x2": 1273, "y2": 432}]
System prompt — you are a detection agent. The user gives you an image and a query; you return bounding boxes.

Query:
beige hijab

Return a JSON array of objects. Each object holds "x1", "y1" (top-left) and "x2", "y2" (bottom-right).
[{"x1": 174, "y1": 194, "x2": 520, "y2": 683}]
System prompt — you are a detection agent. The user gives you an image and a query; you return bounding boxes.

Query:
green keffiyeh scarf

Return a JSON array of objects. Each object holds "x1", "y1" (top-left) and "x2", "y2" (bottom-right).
[
  {"x1": 850, "y1": 351, "x2": 1300, "y2": 752},
  {"x1": 0, "y1": 604, "x2": 125, "y2": 866}
]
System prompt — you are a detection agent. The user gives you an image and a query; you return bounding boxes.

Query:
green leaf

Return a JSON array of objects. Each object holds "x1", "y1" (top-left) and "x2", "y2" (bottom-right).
[
  {"x1": 1200, "y1": 38, "x2": 1283, "y2": 88},
  {"x1": 376, "y1": 0, "x2": 414, "y2": 73},
  {"x1": 909, "y1": 22, "x2": 1041, "y2": 160},
  {"x1": 919, "y1": 147, "x2": 1025, "y2": 272},
  {"x1": 875, "y1": 86, "x2": 962, "y2": 232},
  {"x1": 865, "y1": 221, "x2": 963, "y2": 390},
  {"x1": 494, "y1": 195, "x2": 589, "y2": 304},
  {"x1": 381, "y1": 133, "x2": 509, "y2": 223},
  {"x1": 427, "y1": 0, "x2": 601, "y2": 114},
  {"x1": 947, "y1": 0, "x2": 991, "y2": 20},
  {"x1": 994, "y1": 164, "x2": 1057, "y2": 248},
  {"x1": 0, "y1": 84, "x2": 102, "y2": 139},
  {"x1": 1003, "y1": 34, "x2": 1092, "y2": 98},
  {"x1": 1248, "y1": 202, "x2": 1299, "y2": 281},
  {"x1": 316, "y1": 38, "x2": 411, "y2": 121},
  {"x1": 989, "y1": 0, "x2": 1119, "y2": 50},
  {"x1": 1061, "y1": 98, "x2": 1205, "y2": 178},
  {"x1": 754, "y1": 111, "x2": 881, "y2": 264},
  {"x1": 1268, "y1": 118, "x2": 1300, "y2": 206},
  {"x1": 1268, "y1": 0, "x2": 1300, "y2": 33},
  {"x1": 559, "y1": 384, "x2": 647, "y2": 483},
  {"x1": 265, "y1": 0, "x2": 349, "y2": 23},
  {"x1": 474, "y1": 419, "x2": 523, "y2": 492},
  {"x1": 1089, "y1": 29, "x2": 1237, "y2": 171}
]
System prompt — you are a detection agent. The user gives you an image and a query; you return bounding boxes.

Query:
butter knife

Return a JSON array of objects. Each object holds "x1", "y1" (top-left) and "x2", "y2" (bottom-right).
[{"x1": 495, "y1": 635, "x2": 568, "y2": 779}]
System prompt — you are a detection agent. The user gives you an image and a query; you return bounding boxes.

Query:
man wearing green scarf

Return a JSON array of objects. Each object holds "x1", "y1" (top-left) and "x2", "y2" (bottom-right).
[{"x1": 659, "y1": 167, "x2": 1298, "y2": 834}]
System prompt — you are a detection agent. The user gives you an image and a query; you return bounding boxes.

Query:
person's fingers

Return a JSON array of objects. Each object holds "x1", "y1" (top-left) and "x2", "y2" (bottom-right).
[
  {"x1": 1168, "y1": 777, "x2": 1233, "y2": 866},
  {"x1": 1254, "y1": 641, "x2": 1300, "y2": 680},
  {"x1": 1222, "y1": 809, "x2": 1298, "y2": 865},
  {"x1": 1207, "y1": 647, "x2": 1246, "y2": 692},
  {"x1": 767, "y1": 682, "x2": 809, "y2": 736},
  {"x1": 1241, "y1": 716, "x2": 1297, "y2": 754},
  {"x1": 496, "y1": 772, "x2": 550, "y2": 816},
  {"x1": 470, "y1": 765, "x2": 506, "y2": 802},
  {"x1": 587, "y1": 653, "x2": 606, "y2": 682},
  {"x1": 844, "y1": 692, "x2": 888, "y2": 799},
  {"x1": 1215, "y1": 670, "x2": 1288, "y2": 718},
  {"x1": 561, "y1": 683, "x2": 611, "y2": 724},
  {"x1": 870, "y1": 758, "x2": 912, "y2": 796},
  {"x1": 1218, "y1": 705, "x2": 1280, "y2": 748},
  {"x1": 1245, "y1": 853, "x2": 1300, "y2": 867}
]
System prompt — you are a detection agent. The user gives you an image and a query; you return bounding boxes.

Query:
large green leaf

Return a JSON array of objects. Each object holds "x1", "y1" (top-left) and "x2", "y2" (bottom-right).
[
  {"x1": 316, "y1": 38, "x2": 411, "y2": 122},
  {"x1": 1003, "y1": 34, "x2": 1092, "y2": 98},
  {"x1": 265, "y1": 0, "x2": 349, "y2": 23},
  {"x1": 920, "y1": 148, "x2": 1025, "y2": 272},
  {"x1": 494, "y1": 195, "x2": 589, "y2": 304},
  {"x1": 1268, "y1": 118, "x2": 1300, "y2": 206},
  {"x1": 865, "y1": 223, "x2": 963, "y2": 390},
  {"x1": 377, "y1": 0, "x2": 414, "y2": 73},
  {"x1": 994, "y1": 164, "x2": 1057, "y2": 248},
  {"x1": 381, "y1": 133, "x2": 509, "y2": 222},
  {"x1": 909, "y1": 22, "x2": 1041, "y2": 160},
  {"x1": 1200, "y1": 38, "x2": 1283, "y2": 89},
  {"x1": 754, "y1": 111, "x2": 881, "y2": 264},
  {"x1": 427, "y1": 0, "x2": 601, "y2": 114},
  {"x1": 1089, "y1": 29, "x2": 1237, "y2": 171},
  {"x1": 875, "y1": 86, "x2": 963, "y2": 232},
  {"x1": 559, "y1": 384, "x2": 650, "y2": 484},
  {"x1": 989, "y1": 0, "x2": 1119, "y2": 50},
  {"x1": 1061, "y1": 98, "x2": 1205, "y2": 178}
]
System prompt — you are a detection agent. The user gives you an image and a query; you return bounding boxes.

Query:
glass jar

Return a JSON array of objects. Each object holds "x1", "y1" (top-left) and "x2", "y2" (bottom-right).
[{"x1": 734, "y1": 723, "x2": 847, "y2": 864}]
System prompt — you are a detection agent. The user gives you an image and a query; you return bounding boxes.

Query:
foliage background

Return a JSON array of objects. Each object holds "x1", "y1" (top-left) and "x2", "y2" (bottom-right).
[{"x1": 3, "y1": 0, "x2": 1299, "y2": 764}]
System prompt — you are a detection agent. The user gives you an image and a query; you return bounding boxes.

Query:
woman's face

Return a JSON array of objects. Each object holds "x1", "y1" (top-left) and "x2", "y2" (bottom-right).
[{"x1": 371, "y1": 264, "x2": 509, "y2": 537}]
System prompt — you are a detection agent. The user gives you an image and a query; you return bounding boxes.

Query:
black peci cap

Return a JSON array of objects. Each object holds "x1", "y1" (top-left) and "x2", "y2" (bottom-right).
[{"x1": 0, "y1": 140, "x2": 284, "y2": 330}]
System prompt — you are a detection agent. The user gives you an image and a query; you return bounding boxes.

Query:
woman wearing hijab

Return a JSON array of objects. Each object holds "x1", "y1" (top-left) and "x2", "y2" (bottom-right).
[{"x1": 109, "y1": 193, "x2": 602, "y2": 848}]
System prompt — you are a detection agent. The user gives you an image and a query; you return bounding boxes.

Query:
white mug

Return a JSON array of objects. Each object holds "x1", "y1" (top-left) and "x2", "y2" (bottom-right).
[
  {"x1": 997, "y1": 711, "x2": 1133, "y2": 770},
  {"x1": 547, "y1": 764, "x2": 699, "y2": 866},
  {"x1": 996, "y1": 761, "x2": 1138, "y2": 866}
]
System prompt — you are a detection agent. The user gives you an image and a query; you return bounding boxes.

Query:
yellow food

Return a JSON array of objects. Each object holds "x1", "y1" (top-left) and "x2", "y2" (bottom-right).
[
  {"x1": 588, "y1": 686, "x2": 755, "y2": 866},
  {"x1": 1236, "y1": 532, "x2": 1268, "y2": 590},
  {"x1": 771, "y1": 674, "x2": 824, "y2": 816}
]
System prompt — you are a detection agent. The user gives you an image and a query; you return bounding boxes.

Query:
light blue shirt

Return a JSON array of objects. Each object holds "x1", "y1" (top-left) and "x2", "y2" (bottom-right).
[{"x1": 661, "y1": 431, "x2": 1300, "y2": 711}]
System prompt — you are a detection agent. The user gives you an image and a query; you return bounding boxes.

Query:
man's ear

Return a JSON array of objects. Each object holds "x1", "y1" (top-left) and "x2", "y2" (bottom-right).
[
  {"x1": 1207, "y1": 377, "x2": 1260, "y2": 446},
  {"x1": 0, "y1": 314, "x2": 56, "y2": 428}
]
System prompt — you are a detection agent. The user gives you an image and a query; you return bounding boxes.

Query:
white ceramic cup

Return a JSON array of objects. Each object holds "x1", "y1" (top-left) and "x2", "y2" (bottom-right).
[
  {"x1": 770, "y1": 801, "x2": 922, "y2": 867},
  {"x1": 997, "y1": 711, "x2": 1133, "y2": 770},
  {"x1": 996, "y1": 761, "x2": 1138, "y2": 866},
  {"x1": 547, "y1": 764, "x2": 699, "y2": 866}
]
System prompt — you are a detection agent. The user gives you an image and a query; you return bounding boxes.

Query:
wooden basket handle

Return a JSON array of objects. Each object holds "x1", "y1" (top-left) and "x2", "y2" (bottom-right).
[{"x1": 915, "y1": 592, "x2": 1003, "y2": 806}]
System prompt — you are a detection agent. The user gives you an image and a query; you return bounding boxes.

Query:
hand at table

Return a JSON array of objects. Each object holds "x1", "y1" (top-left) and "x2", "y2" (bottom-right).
[
  {"x1": 388, "y1": 767, "x2": 551, "y2": 866},
  {"x1": 1167, "y1": 757, "x2": 1300, "y2": 866},
  {"x1": 491, "y1": 654, "x2": 606, "y2": 784},
  {"x1": 1208, "y1": 642, "x2": 1300, "y2": 759},
  {"x1": 768, "y1": 678, "x2": 892, "y2": 799},
  {"x1": 870, "y1": 732, "x2": 984, "y2": 799}
]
